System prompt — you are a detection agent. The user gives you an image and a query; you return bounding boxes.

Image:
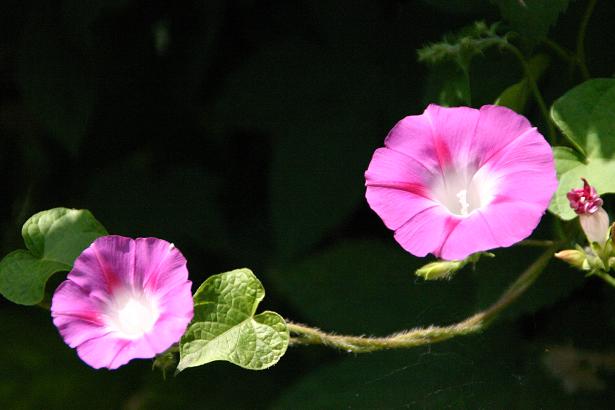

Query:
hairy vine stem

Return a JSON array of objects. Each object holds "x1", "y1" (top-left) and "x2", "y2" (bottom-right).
[
  {"x1": 502, "y1": 43, "x2": 557, "y2": 144},
  {"x1": 287, "y1": 245, "x2": 557, "y2": 353}
]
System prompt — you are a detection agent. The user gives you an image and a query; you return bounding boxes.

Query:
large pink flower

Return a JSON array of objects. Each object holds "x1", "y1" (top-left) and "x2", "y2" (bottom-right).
[
  {"x1": 365, "y1": 104, "x2": 556, "y2": 260},
  {"x1": 51, "y1": 235, "x2": 194, "y2": 369}
]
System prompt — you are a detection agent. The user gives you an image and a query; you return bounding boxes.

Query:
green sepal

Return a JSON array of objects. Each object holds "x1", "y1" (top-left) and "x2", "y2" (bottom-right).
[{"x1": 415, "y1": 252, "x2": 493, "y2": 281}]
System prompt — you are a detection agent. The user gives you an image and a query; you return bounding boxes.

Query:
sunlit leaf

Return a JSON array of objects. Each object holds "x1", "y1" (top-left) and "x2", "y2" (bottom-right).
[
  {"x1": 177, "y1": 268, "x2": 288, "y2": 372},
  {"x1": 552, "y1": 146, "x2": 585, "y2": 177}
]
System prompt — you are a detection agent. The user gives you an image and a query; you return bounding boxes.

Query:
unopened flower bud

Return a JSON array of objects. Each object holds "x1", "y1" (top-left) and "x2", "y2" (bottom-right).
[
  {"x1": 579, "y1": 208, "x2": 610, "y2": 246},
  {"x1": 416, "y1": 260, "x2": 465, "y2": 280},
  {"x1": 567, "y1": 178, "x2": 610, "y2": 246},
  {"x1": 554, "y1": 249, "x2": 587, "y2": 270}
]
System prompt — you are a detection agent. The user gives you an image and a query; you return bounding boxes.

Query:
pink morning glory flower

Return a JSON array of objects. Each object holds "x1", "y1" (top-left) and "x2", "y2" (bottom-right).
[
  {"x1": 365, "y1": 104, "x2": 556, "y2": 260},
  {"x1": 51, "y1": 235, "x2": 194, "y2": 369}
]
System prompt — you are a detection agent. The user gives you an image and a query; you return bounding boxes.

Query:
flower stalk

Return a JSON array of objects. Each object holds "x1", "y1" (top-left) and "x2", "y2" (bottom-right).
[
  {"x1": 287, "y1": 245, "x2": 556, "y2": 352},
  {"x1": 576, "y1": 0, "x2": 597, "y2": 80}
]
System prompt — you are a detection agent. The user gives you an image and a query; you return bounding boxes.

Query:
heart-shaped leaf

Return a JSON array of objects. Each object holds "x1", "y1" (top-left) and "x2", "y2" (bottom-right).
[
  {"x1": 551, "y1": 79, "x2": 615, "y2": 159},
  {"x1": 0, "y1": 208, "x2": 107, "y2": 305},
  {"x1": 177, "y1": 268, "x2": 288, "y2": 372}
]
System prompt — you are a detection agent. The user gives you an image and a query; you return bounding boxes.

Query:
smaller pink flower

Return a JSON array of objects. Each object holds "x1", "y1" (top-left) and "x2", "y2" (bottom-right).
[
  {"x1": 567, "y1": 179, "x2": 609, "y2": 245},
  {"x1": 51, "y1": 235, "x2": 194, "y2": 369},
  {"x1": 567, "y1": 178, "x2": 603, "y2": 215}
]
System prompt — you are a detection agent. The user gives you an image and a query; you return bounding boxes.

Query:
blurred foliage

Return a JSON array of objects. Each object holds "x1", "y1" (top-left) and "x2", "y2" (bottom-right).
[
  {"x1": 1, "y1": 0, "x2": 614, "y2": 408},
  {"x1": 492, "y1": 0, "x2": 570, "y2": 41}
]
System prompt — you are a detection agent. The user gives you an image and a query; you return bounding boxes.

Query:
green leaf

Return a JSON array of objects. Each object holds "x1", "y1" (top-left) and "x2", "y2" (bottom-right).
[
  {"x1": 0, "y1": 208, "x2": 107, "y2": 305},
  {"x1": 492, "y1": 0, "x2": 570, "y2": 40},
  {"x1": 552, "y1": 146, "x2": 585, "y2": 177},
  {"x1": 177, "y1": 268, "x2": 289, "y2": 372},
  {"x1": 494, "y1": 54, "x2": 549, "y2": 113},
  {"x1": 549, "y1": 159, "x2": 615, "y2": 220},
  {"x1": 551, "y1": 79, "x2": 615, "y2": 159}
]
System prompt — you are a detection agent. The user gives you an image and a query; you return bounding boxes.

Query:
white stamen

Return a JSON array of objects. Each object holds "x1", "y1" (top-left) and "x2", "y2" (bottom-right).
[
  {"x1": 456, "y1": 189, "x2": 469, "y2": 216},
  {"x1": 429, "y1": 165, "x2": 495, "y2": 217}
]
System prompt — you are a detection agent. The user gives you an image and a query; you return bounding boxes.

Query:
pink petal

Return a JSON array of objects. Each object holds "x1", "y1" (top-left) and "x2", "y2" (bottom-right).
[
  {"x1": 68, "y1": 235, "x2": 135, "y2": 295},
  {"x1": 384, "y1": 110, "x2": 442, "y2": 171},
  {"x1": 438, "y1": 212, "x2": 498, "y2": 260},
  {"x1": 51, "y1": 281, "x2": 109, "y2": 347},
  {"x1": 51, "y1": 235, "x2": 194, "y2": 370},
  {"x1": 76, "y1": 335, "x2": 156, "y2": 370},
  {"x1": 157, "y1": 281, "x2": 194, "y2": 319},
  {"x1": 134, "y1": 237, "x2": 190, "y2": 294},
  {"x1": 479, "y1": 129, "x2": 557, "y2": 205},
  {"x1": 144, "y1": 315, "x2": 192, "y2": 353},
  {"x1": 366, "y1": 186, "x2": 438, "y2": 231},
  {"x1": 474, "y1": 105, "x2": 534, "y2": 167},
  {"x1": 423, "y1": 104, "x2": 481, "y2": 168},
  {"x1": 365, "y1": 147, "x2": 439, "y2": 230},
  {"x1": 365, "y1": 148, "x2": 434, "y2": 189},
  {"x1": 393, "y1": 206, "x2": 457, "y2": 257}
]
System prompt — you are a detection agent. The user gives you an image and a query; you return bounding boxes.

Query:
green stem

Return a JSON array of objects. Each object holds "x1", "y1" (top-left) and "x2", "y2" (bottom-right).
[
  {"x1": 542, "y1": 38, "x2": 576, "y2": 66},
  {"x1": 576, "y1": 0, "x2": 597, "y2": 80},
  {"x1": 592, "y1": 270, "x2": 615, "y2": 288},
  {"x1": 288, "y1": 246, "x2": 556, "y2": 353},
  {"x1": 37, "y1": 298, "x2": 51, "y2": 310},
  {"x1": 503, "y1": 43, "x2": 556, "y2": 144},
  {"x1": 518, "y1": 239, "x2": 555, "y2": 248}
]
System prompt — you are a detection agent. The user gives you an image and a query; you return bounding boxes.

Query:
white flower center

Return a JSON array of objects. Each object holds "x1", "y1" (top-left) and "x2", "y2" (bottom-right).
[
  {"x1": 431, "y1": 166, "x2": 493, "y2": 217},
  {"x1": 106, "y1": 291, "x2": 159, "y2": 339}
]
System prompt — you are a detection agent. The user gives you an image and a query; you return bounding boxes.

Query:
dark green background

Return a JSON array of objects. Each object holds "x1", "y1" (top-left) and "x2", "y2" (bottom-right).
[{"x1": 1, "y1": 0, "x2": 615, "y2": 408}]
